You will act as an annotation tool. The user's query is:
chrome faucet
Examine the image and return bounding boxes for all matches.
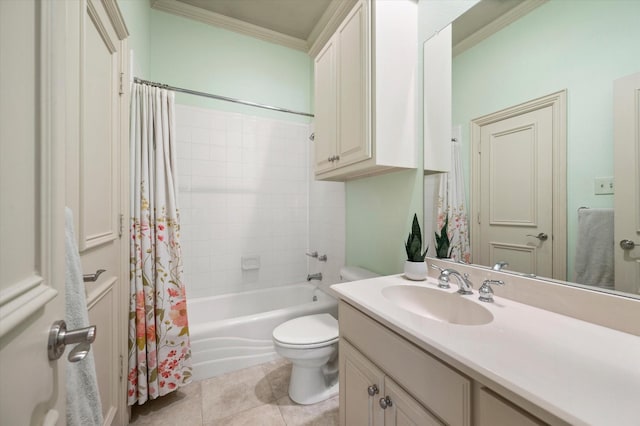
[440,268,474,295]
[492,261,509,271]
[307,272,322,282]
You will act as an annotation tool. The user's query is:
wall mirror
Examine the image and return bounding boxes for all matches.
[425,0,640,299]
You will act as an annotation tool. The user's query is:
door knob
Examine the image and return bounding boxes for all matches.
[620,239,636,250]
[379,396,393,409]
[526,232,548,241]
[367,384,379,396]
[48,320,97,362]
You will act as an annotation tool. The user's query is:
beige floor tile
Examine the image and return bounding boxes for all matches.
[129,381,203,425]
[277,395,339,426]
[204,403,286,426]
[201,364,275,423]
[261,358,292,400]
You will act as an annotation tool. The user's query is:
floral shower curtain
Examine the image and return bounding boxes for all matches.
[436,139,471,263]
[128,83,192,405]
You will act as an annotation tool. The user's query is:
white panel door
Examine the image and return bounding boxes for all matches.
[477,106,554,277]
[613,71,640,295]
[337,0,370,168]
[340,340,384,426]
[0,0,67,424]
[314,37,337,174]
[383,378,442,426]
[65,0,128,424]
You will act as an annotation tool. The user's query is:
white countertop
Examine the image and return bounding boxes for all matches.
[331,274,640,426]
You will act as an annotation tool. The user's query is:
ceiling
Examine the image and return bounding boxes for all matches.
[159,0,539,54]
[175,0,333,40]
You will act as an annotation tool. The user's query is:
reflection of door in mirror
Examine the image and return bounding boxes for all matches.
[471,92,567,280]
[614,71,640,295]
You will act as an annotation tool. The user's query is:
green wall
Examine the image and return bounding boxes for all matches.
[118,0,151,79]
[452,0,640,280]
[148,9,312,123]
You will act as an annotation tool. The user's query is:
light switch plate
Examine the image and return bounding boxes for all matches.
[594,176,614,195]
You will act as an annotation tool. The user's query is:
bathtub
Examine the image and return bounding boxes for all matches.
[188,283,338,382]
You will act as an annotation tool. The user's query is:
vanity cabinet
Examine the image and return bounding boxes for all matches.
[339,301,471,425]
[475,387,546,426]
[339,300,552,426]
[341,340,442,426]
[313,0,417,181]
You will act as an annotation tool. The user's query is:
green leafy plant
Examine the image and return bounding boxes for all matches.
[435,215,451,258]
[405,213,428,262]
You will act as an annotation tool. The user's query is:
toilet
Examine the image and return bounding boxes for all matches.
[272,266,379,405]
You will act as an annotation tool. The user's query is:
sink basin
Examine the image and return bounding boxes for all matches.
[381,285,493,325]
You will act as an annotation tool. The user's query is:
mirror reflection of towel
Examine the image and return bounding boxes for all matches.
[574,208,614,288]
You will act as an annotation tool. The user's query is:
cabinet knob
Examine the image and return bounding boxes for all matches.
[334,155,340,161]
[367,384,379,396]
[379,396,393,409]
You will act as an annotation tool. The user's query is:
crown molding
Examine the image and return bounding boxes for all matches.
[308,0,358,58]
[453,0,548,57]
[151,0,309,52]
[102,0,129,40]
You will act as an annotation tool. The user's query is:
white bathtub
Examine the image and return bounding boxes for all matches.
[188,283,338,381]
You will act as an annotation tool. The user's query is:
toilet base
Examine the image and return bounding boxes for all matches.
[288,363,339,405]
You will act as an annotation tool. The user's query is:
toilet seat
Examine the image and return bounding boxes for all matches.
[273,314,339,349]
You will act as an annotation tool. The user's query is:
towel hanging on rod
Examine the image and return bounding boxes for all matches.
[133,77,314,118]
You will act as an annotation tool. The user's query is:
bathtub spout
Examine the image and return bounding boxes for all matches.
[307,273,322,282]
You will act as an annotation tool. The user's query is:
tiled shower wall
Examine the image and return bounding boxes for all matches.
[175,104,345,299]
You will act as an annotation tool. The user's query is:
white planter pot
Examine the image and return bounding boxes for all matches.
[404,260,427,281]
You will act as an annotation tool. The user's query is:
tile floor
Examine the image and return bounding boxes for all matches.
[129,358,339,426]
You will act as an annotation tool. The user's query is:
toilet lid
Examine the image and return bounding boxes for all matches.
[273,314,338,346]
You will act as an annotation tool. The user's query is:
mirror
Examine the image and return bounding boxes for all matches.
[425,0,640,298]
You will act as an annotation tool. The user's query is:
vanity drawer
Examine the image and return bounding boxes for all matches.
[476,387,547,426]
[339,301,471,426]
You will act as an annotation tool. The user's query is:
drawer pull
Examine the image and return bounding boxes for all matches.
[368,384,379,396]
[379,396,393,409]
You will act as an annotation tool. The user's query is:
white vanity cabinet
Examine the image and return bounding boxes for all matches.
[313,0,417,181]
[341,340,442,426]
[339,301,471,425]
[339,301,554,426]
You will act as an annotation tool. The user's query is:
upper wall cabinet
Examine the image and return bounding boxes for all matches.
[313,0,417,181]
[423,24,452,173]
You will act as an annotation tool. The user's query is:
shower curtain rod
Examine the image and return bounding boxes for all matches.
[133,77,314,118]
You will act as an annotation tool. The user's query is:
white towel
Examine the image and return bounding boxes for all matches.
[65,207,103,426]
[574,208,615,288]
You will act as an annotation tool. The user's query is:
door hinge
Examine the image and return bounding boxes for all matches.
[119,72,124,95]
[119,354,124,382]
[477,212,481,224]
[119,213,124,237]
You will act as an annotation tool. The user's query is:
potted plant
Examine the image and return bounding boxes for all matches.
[435,214,452,259]
[404,213,428,280]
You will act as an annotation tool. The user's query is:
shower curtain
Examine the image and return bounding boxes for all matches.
[436,140,471,263]
[128,83,192,405]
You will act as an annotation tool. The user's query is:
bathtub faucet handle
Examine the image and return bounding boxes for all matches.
[306,251,318,258]
[307,272,322,282]
[318,254,327,262]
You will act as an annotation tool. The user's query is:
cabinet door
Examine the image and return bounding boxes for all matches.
[336,0,370,168]
[383,378,443,426]
[340,340,384,426]
[314,36,337,174]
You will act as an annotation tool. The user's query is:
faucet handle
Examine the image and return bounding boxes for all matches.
[479,279,505,303]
